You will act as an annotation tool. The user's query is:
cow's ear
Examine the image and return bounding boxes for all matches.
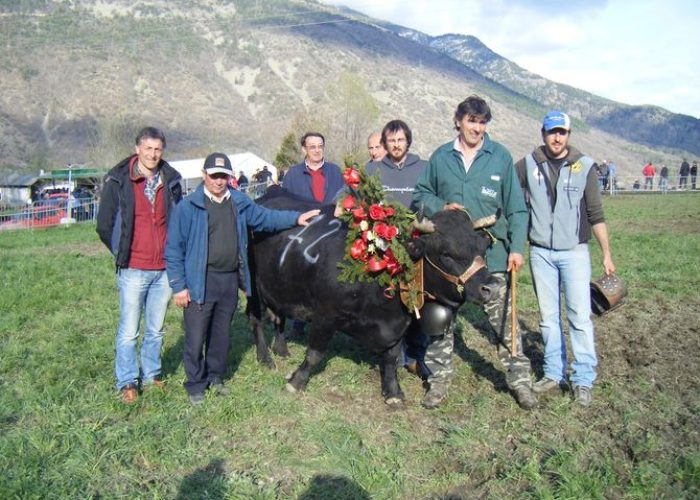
[405,237,426,260]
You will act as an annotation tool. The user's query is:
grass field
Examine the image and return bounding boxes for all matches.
[1,194,699,498]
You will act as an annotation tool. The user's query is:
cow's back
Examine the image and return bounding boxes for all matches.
[251,189,410,351]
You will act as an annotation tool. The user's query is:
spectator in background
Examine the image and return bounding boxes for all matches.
[659,165,670,193]
[165,153,319,405]
[367,131,386,163]
[679,159,690,190]
[237,171,249,190]
[277,168,286,185]
[691,161,698,190]
[642,161,656,190]
[260,166,273,184]
[96,126,183,404]
[607,160,617,193]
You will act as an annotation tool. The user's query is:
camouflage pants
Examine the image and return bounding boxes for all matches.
[483,272,533,390]
[424,272,533,390]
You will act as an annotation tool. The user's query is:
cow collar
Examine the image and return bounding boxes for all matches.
[424,254,486,295]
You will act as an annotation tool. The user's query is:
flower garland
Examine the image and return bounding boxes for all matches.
[336,164,416,305]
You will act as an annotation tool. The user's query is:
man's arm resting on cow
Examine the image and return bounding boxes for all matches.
[297,209,320,226]
[591,222,616,275]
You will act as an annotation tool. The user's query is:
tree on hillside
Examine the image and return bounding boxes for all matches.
[323,72,380,161]
[274,132,300,169]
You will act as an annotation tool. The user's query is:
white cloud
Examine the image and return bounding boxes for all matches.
[324,0,700,117]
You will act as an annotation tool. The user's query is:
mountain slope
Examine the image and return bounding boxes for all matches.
[0,0,692,179]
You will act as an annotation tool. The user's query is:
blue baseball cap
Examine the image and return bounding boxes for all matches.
[542,111,571,132]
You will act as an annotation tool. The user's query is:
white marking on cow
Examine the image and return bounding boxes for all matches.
[303,218,341,264]
[279,215,341,266]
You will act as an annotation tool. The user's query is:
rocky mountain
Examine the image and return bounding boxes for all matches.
[0,0,695,181]
[392,27,700,157]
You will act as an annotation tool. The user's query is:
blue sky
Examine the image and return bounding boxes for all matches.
[323,0,700,118]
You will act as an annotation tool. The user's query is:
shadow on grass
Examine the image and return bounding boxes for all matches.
[453,305,546,391]
[298,474,370,500]
[176,458,226,500]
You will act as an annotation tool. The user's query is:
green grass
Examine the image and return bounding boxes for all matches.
[1,194,699,498]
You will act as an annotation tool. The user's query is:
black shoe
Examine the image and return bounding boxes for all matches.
[189,392,205,406]
[209,377,229,396]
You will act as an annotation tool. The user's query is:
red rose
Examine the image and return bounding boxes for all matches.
[374,222,388,239]
[383,206,395,217]
[352,206,367,221]
[369,204,386,221]
[383,249,402,276]
[374,223,398,240]
[361,230,369,242]
[350,239,368,260]
[343,167,361,189]
[341,195,356,211]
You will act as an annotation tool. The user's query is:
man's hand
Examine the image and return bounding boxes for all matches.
[173,289,191,309]
[444,202,464,211]
[507,252,524,272]
[602,254,616,275]
[297,209,321,226]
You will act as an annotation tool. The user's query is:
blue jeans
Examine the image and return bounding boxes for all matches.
[115,268,171,390]
[530,244,597,388]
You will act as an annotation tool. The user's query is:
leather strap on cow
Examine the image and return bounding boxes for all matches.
[400,258,425,317]
[424,255,486,294]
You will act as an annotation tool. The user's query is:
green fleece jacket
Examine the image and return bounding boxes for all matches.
[413,134,528,272]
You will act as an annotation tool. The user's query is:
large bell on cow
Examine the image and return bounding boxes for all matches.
[590,273,627,316]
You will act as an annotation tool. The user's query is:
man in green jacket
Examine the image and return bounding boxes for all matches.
[413,95,536,410]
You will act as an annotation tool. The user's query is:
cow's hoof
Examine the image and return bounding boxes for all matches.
[257,354,275,369]
[272,344,290,358]
[285,383,298,393]
[384,396,403,407]
[285,371,294,382]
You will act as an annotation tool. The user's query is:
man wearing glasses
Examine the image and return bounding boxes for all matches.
[366,119,429,379]
[515,111,616,407]
[282,132,344,205]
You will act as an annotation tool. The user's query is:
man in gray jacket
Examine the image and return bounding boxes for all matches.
[515,110,616,407]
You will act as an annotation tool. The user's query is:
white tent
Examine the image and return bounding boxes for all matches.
[169,152,277,191]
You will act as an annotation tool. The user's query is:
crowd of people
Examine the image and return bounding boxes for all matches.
[637,159,698,192]
[96,96,618,411]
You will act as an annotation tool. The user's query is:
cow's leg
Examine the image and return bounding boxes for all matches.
[250,314,274,368]
[271,316,290,358]
[379,341,404,406]
[286,323,332,393]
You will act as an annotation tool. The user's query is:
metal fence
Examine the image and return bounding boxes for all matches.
[0,182,272,232]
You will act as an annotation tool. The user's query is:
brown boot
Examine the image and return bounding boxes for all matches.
[119,383,138,404]
[512,385,537,410]
[421,382,448,409]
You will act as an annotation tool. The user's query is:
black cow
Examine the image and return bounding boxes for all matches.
[247,187,497,405]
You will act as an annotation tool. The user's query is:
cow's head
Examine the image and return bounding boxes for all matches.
[406,210,498,307]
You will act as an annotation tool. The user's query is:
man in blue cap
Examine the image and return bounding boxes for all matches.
[515,111,616,407]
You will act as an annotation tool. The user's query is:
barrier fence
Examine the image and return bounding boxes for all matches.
[0,177,696,232]
[0,182,272,232]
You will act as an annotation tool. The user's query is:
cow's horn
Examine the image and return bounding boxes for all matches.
[472,214,497,229]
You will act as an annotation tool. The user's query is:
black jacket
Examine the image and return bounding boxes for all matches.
[96,155,182,268]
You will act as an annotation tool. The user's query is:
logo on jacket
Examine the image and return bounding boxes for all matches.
[481,186,497,198]
[570,160,582,173]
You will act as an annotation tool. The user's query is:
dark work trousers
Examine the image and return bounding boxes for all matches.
[183,270,239,395]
